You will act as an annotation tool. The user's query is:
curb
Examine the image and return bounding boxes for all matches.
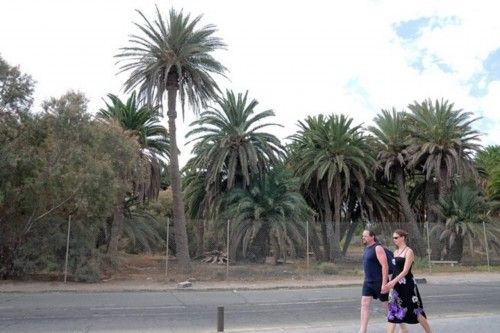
[0,279,431,294]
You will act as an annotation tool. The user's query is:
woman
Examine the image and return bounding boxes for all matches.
[382,229,432,333]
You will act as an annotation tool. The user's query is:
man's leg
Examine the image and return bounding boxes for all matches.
[359,296,372,333]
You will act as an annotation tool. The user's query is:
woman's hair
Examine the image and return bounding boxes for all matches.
[394,229,409,241]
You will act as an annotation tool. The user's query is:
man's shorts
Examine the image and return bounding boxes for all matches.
[362,281,388,302]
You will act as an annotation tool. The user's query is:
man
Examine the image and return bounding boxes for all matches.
[359,229,407,333]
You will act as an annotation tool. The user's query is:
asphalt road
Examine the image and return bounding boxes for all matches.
[1,282,499,332]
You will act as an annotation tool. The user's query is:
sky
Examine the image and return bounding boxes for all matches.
[1,0,500,166]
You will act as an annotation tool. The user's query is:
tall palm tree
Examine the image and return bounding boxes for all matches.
[219,167,314,263]
[116,7,227,270]
[290,114,374,261]
[406,99,481,202]
[97,92,169,254]
[185,90,284,257]
[406,99,481,259]
[369,108,425,256]
[186,90,285,190]
[342,171,400,255]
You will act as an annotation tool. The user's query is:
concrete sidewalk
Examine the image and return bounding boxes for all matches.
[1,272,499,293]
[226,313,500,332]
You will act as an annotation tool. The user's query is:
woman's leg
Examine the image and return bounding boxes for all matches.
[398,323,409,333]
[387,323,397,333]
[417,314,432,333]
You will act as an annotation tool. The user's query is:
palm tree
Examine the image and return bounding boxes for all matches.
[342,171,400,255]
[369,108,425,256]
[433,183,499,261]
[185,90,284,257]
[182,166,216,257]
[290,114,374,261]
[219,167,314,263]
[122,197,164,254]
[97,92,169,254]
[406,99,481,202]
[406,99,481,259]
[116,7,227,271]
[476,145,500,215]
[186,90,285,190]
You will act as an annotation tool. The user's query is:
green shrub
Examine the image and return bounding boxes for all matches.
[74,257,101,282]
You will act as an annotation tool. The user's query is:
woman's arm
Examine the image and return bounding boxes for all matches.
[382,248,414,291]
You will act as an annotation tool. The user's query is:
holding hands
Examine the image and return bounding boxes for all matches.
[382,280,395,293]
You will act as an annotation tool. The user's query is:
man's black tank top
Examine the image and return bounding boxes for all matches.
[363,243,382,282]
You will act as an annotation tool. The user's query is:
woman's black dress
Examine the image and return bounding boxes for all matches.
[387,256,427,324]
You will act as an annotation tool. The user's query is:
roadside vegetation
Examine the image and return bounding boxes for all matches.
[1,6,499,282]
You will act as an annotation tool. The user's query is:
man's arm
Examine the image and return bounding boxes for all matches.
[375,245,389,288]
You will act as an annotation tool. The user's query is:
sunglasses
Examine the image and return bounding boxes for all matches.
[393,236,400,239]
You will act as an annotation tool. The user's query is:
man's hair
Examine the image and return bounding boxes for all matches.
[365,229,378,242]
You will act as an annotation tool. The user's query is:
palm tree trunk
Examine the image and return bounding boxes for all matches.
[196,219,205,257]
[166,87,191,272]
[332,175,343,261]
[308,222,323,261]
[425,180,438,222]
[108,203,124,255]
[438,166,450,202]
[446,235,463,262]
[319,219,329,261]
[426,178,445,260]
[430,223,445,260]
[342,219,359,256]
[394,168,425,257]
[321,184,335,262]
[252,226,269,263]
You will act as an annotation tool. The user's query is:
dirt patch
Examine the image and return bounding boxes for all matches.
[106,253,365,284]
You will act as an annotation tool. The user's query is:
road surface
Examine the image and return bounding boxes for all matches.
[1,282,499,332]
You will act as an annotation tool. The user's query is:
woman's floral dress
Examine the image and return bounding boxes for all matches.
[387,256,427,324]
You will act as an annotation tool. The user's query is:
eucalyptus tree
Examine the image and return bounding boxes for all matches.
[116,7,227,270]
[98,92,169,254]
[1,91,139,279]
[219,167,314,263]
[290,114,374,261]
[369,108,425,255]
[0,55,35,113]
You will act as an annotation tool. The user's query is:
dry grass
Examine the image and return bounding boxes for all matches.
[112,251,364,283]
[111,246,500,284]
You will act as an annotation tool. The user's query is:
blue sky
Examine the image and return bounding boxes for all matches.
[1,0,499,165]
[389,11,500,142]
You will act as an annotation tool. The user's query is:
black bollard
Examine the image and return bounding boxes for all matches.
[217,305,224,332]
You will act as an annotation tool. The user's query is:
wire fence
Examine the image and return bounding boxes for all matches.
[173,219,500,279]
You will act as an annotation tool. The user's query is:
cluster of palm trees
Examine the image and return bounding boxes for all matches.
[106,7,498,271]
